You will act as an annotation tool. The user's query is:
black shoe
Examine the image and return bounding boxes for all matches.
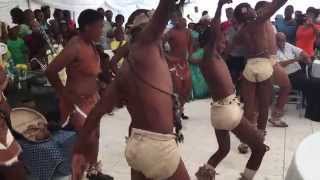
[87,172,114,180]
[182,113,189,120]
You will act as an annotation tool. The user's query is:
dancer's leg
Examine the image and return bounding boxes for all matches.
[232,118,268,179]
[207,129,231,168]
[241,78,257,124]
[270,64,291,127]
[256,78,273,131]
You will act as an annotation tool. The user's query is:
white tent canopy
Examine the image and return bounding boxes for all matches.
[0,0,319,25]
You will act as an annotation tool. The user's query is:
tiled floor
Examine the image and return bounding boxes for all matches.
[98,99,320,180]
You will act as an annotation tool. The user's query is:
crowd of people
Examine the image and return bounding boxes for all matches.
[0,0,319,180]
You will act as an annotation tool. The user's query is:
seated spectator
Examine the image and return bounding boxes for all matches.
[10,8,32,38]
[0,66,27,180]
[276,32,311,92]
[7,26,28,66]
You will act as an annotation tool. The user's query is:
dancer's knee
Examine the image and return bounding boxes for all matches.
[216,144,231,158]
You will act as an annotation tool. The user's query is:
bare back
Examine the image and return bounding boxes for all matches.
[200,55,235,100]
[237,0,288,58]
[239,22,273,58]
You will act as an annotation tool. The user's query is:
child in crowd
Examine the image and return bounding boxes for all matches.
[7,26,28,66]
[111,15,126,50]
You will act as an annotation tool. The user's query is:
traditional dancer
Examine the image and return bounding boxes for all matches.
[72,1,190,180]
[46,10,113,180]
[233,0,288,153]
[0,66,26,180]
[166,16,193,119]
[195,1,268,179]
[255,1,291,128]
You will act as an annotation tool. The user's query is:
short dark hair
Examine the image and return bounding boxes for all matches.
[78,9,104,32]
[10,7,25,24]
[34,9,42,15]
[115,14,125,23]
[234,3,251,23]
[97,8,104,12]
[202,11,208,16]
[53,9,63,19]
[63,10,71,19]
[306,7,317,15]
[285,5,294,10]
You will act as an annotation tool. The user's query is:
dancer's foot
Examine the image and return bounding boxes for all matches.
[238,143,249,154]
[87,172,114,180]
[182,113,189,120]
[87,162,114,180]
[268,118,288,127]
[195,164,216,180]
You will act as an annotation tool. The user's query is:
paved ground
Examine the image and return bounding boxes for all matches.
[98,99,320,180]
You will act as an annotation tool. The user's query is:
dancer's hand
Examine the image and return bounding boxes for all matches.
[218,0,232,6]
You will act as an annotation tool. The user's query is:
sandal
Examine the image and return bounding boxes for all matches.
[87,161,114,180]
[195,164,216,180]
[239,173,250,180]
[268,119,288,127]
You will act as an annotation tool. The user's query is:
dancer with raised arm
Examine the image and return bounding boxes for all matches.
[233,0,288,153]
[195,1,269,180]
[72,1,190,180]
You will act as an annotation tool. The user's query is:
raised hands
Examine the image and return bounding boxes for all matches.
[218,0,233,6]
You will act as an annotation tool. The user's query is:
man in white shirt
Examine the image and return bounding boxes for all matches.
[276,32,311,91]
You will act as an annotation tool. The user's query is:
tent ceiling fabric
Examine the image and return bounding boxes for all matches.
[31,0,161,19]
[31,0,105,11]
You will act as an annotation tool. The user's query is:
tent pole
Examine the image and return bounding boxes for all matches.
[26,0,31,9]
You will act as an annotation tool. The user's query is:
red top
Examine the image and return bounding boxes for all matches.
[221,20,233,32]
[296,24,320,57]
[67,20,76,31]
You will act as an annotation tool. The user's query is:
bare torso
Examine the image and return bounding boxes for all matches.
[167,28,190,59]
[200,54,235,101]
[239,22,273,58]
[117,41,175,134]
[64,37,101,99]
[266,20,277,55]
